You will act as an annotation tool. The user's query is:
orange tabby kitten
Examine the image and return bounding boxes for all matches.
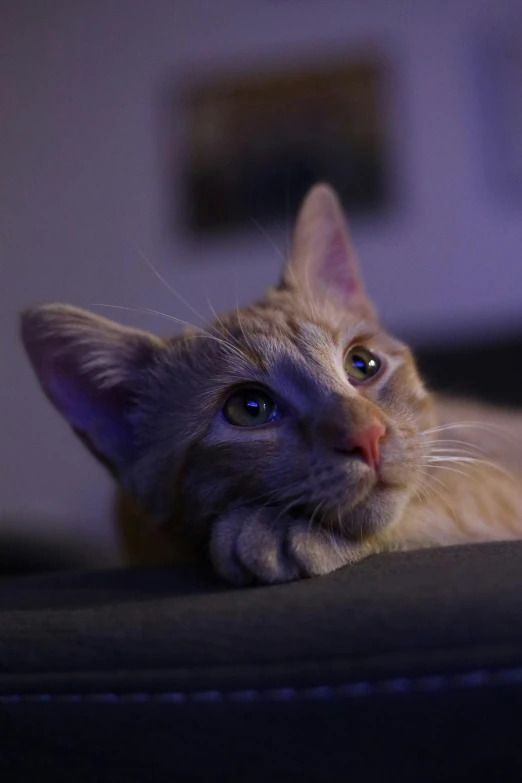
[21,184,522,584]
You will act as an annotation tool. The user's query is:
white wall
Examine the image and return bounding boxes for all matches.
[2,0,522,564]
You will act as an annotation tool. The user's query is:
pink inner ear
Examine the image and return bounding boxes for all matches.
[46,365,97,431]
[43,358,133,464]
[314,228,360,298]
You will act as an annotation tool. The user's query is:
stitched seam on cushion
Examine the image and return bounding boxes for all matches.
[1,666,522,704]
[3,639,520,679]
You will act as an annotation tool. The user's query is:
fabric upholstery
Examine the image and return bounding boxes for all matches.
[1,541,522,781]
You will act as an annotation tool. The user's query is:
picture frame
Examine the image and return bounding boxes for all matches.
[180,58,390,236]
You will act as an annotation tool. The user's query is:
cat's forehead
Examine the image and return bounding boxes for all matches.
[212,293,411,388]
[216,306,379,396]
[231,299,373,350]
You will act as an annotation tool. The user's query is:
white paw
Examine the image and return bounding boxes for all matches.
[210,507,362,585]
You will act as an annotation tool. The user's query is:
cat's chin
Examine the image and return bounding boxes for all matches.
[323,483,410,541]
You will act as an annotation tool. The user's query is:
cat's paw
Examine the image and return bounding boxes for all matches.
[210,507,363,585]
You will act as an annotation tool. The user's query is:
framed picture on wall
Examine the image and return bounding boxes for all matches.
[179,57,390,236]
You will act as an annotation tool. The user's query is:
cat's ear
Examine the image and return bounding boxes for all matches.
[283,183,373,313]
[20,304,164,474]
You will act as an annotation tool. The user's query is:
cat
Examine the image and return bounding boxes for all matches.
[21,183,522,584]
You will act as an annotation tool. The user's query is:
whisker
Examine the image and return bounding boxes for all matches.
[243,480,305,507]
[424,454,519,486]
[324,511,344,559]
[249,217,286,262]
[427,447,497,462]
[426,443,488,452]
[422,437,491,454]
[417,469,459,523]
[205,295,242,349]
[270,496,307,531]
[307,501,323,534]
[428,448,488,456]
[92,303,250,363]
[135,247,208,325]
[423,421,516,441]
[412,487,424,505]
[421,463,477,481]
[234,285,254,355]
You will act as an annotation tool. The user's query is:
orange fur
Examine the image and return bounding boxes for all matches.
[378,396,522,554]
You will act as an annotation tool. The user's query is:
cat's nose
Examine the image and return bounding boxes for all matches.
[336,423,386,469]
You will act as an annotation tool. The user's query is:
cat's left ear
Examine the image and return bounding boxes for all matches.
[282,183,374,315]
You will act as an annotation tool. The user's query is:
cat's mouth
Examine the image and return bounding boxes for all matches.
[298,458,411,537]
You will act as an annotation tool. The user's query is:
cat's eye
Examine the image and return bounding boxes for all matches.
[345,346,381,383]
[223,388,279,427]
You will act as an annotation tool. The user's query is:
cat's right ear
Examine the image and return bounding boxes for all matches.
[20,304,164,476]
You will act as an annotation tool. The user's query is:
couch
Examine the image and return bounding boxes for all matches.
[2,541,522,781]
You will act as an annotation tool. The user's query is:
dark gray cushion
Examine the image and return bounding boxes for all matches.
[2,541,522,782]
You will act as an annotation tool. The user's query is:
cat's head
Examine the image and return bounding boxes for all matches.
[21,184,434,547]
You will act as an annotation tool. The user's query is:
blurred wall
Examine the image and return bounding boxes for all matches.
[1,0,522,564]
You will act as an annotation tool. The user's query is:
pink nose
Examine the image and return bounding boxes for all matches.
[343,423,386,469]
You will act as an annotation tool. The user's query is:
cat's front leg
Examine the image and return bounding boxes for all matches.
[210,507,366,585]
